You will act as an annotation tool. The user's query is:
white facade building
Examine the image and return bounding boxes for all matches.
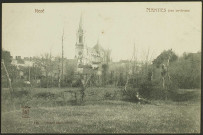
[75,14,111,71]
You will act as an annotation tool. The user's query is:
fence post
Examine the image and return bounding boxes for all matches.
[1,59,15,109]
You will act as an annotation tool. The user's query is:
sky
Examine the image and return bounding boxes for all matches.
[2,2,202,62]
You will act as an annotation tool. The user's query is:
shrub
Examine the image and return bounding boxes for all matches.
[34,92,56,99]
[72,78,82,87]
[12,80,25,88]
[103,92,116,100]
[169,90,200,102]
[13,88,31,98]
[169,52,201,89]
[138,79,178,100]
[121,87,139,102]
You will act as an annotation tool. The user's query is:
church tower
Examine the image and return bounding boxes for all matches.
[75,13,85,65]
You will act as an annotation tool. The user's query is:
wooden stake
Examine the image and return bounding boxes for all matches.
[1,59,15,109]
[1,60,14,93]
[61,28,64,82]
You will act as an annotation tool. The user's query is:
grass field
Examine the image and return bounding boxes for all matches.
[1,87,201,133]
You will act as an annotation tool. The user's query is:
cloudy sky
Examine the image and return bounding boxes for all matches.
[2,2,201,61]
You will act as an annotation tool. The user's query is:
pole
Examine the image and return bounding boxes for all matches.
[61,28,64,82]
[133,43,136,87]
[1,59,15,109]
[133,43,135,75]
[2,60,14,93]
[58,58,61,88]
[29,57,31,82]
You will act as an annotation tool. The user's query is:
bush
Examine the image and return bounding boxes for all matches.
[169,52,201,89]
[12,80,25,88]
[13,88,31,98]
[34,92,56,99]
[138,79,178,100]
[103,92,116,100]
[121,87,139,102]
[169,90,200,102]
[72,78,82,87]
[1,79,8,88]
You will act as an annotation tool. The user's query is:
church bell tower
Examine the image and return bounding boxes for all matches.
[75,13,85,65]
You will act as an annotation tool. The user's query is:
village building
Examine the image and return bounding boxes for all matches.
[75,14,111,74]
[11,56,34,79]
[11,56,34,68]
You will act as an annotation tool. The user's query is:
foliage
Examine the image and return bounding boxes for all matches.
[2,50,12,65]
[108,71,114,85]
[1,50,19,87]
[122,87,139,102]
[169,52,201,89]
[13,89,30,98]
[101,64,109,86]
[152,49,178,68]
[33,54,62,88]
[138,79,178,100]
[117,72,126,86]
[103,91,118,100]
[72,77,82,87]
[169,89,201,102]
[12,80,25,88]
[63,59,77,87]
[34,92,56,99]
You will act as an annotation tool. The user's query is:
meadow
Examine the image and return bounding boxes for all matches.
[1,87,201,133]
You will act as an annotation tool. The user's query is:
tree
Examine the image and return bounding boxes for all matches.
[63,59,77,87]
[101,64,109,86]
[34,53,54,88]
[152,49,178,88]
[1,50,18,87]
[80,73,93,103]
[170,52,201,89]
[152,49,178,68]
[2,50,12,65]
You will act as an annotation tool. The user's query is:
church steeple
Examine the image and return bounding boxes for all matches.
[75,12,85,60]
[76,12,84,44]
[94,37,104,52]
[79,13,83,31]
[97,38,100,45]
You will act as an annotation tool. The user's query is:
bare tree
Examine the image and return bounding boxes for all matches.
[124,43,137,92]
[34,53,53,88]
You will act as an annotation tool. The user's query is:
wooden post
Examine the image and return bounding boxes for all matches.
[132,44,136,84]
[58,69,61,88]
[166,50,172,81]
[2,60,14,93]
[58,57,61,88]
[28,58,31,82]
[162,76,165,89]
[1,59,15,109]
[61,28,64,82]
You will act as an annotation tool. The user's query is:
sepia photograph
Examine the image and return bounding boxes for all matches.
[1,2,202,133]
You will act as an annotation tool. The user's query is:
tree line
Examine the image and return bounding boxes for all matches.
[1,49,201,91]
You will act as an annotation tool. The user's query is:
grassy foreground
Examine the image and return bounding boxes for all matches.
[1,87,201,133]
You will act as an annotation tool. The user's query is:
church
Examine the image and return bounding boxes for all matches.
[75,14,111,73]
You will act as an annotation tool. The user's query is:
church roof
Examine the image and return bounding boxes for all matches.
[93,39,105,52]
